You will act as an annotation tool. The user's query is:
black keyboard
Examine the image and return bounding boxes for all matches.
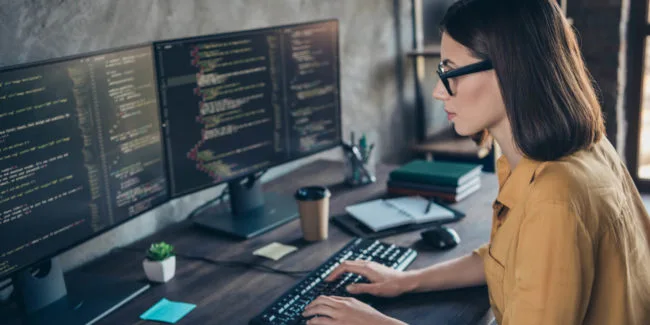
[249,238,418,325]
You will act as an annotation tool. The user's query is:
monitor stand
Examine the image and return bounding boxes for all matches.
[192,174,299,239]
[13,257,149,325]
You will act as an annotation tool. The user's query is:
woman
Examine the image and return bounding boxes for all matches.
[302,0,650,324]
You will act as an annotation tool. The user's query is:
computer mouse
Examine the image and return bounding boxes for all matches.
[420,226,460,250]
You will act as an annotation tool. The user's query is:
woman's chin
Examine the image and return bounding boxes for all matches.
[452,123,476,137]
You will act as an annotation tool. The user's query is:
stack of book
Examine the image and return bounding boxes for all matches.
[387,160,482,203]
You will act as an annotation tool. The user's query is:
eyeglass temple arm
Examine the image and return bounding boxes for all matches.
[443,60,493,78]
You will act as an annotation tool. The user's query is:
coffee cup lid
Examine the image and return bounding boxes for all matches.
[294,186,331,201]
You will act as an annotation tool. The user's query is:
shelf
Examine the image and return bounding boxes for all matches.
[412,129,490,161]
[406,45,441,58]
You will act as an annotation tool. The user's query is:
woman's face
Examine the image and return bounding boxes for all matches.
[433,33,507,136]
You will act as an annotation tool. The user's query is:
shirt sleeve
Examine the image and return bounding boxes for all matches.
[473,243,489,259]
[502,199,594,325]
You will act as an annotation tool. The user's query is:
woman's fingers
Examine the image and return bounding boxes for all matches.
[306,315,336,325]
[346,282,381,295]
[302,303,338,317]
[325,260,376,282]
[303,296,343,323]
[304,296,338,314]
[303,297,373,325]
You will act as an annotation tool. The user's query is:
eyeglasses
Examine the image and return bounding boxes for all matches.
[437,59,494,96]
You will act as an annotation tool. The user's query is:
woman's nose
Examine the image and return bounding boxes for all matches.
[433,80,450,101]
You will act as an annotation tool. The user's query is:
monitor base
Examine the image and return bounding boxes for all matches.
[15,261,149,325]
[193,192,299,239]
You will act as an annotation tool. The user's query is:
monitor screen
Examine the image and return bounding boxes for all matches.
[0,45,168,279]
[155,20,341,197]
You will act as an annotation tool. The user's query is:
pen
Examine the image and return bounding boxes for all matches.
[425,199,433,214]
[364,144,375,163]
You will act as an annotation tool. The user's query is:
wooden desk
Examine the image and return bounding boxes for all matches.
[2,159,498,325]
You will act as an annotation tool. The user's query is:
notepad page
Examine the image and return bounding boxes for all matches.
[345,199,412,232]
[385,196,454,223]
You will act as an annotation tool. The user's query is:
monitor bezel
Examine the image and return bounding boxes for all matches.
[0,43,170,280]
[153,19,343,198]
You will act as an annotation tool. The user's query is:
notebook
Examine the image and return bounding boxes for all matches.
[387,180,482,203]
[345,196,455,232]
[389,160,482,186]
[387,176,481,194]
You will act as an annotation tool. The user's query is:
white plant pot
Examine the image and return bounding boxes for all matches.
[143,256,176,283]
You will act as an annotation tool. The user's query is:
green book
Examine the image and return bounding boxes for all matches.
[389,160,483,186]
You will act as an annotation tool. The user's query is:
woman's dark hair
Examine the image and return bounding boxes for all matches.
[440,0,605,161]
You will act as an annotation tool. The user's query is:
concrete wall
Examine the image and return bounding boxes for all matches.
[567,0,626,156]
[0,0,415,271]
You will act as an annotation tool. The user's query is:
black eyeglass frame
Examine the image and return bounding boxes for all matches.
[437,59,494,96]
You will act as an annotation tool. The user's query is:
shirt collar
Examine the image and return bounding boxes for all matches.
[495,154,544,209]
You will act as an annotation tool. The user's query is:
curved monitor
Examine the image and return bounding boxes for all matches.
[154,19,342,197]
[0,45,169,280]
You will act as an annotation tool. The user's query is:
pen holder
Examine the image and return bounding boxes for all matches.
[344,150,376,187]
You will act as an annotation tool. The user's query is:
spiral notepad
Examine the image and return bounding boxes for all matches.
[345,196,455,232]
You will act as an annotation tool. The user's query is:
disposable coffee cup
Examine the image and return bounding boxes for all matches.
[294,186,331,241]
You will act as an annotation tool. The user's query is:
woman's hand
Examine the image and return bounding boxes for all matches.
[302,295,406,325]
[325,260,417,297]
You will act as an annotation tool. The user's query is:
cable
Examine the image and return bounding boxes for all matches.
[174,252,311,277]
[188,185,230,220]
[188,169,268,219]
[115,245,312,278]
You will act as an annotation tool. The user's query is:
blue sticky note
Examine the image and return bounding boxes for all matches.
[140,298,196,324]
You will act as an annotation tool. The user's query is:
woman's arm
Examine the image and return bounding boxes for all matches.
[400,251,486,293]
[329,248,487,297]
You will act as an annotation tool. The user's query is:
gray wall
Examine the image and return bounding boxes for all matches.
[0,0,415,271]
[566,0,625,156]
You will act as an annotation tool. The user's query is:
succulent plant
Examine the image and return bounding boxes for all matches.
[146,242,175,261]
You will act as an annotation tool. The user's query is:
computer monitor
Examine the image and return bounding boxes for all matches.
[154,20,342,238]
[0,45,168,324]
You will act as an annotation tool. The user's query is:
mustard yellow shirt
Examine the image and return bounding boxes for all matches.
[475,138,650,325]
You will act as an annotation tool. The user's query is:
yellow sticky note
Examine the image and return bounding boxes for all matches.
[253,242,298,261]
